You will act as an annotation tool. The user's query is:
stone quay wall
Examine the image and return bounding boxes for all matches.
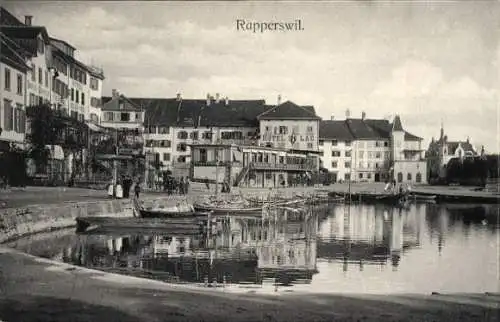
[0,199,133,244]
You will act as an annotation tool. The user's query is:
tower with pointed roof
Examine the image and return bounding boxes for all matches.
[391,115,405,162]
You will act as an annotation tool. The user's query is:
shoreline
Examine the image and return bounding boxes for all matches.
[0,186,498,321]
[0,246,498,322]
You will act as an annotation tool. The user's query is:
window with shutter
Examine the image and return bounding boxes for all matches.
[3,99,11,131]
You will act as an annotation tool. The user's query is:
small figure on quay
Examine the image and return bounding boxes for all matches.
[184,176,190,194]
[134,180,141,199]
[179,177,185,195]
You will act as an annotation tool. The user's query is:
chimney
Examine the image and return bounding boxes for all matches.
[206,93,211,106]
[362,111,366,120]
[176,93,182,101]
[215,93,220,103]
[112,89,119,98]
[330,115,334,121]
[24,15,33,26]
[277,94,282,105]
[345,109,351,119]
[225,96,229,105]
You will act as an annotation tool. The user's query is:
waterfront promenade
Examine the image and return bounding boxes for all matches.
[1,182,498,209]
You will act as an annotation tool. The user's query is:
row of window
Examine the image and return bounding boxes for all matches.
[331,161,351,168]
[70,66,87,85]
[146,140,171,148]
[154,152,186,163]
[319,140,389,148]
[102,111,142,122]
[264,125,314,135]
[2,99,26,133]
[144,126,170,134]
[358,151,391,159]
[4,68,23,95]
[319,140,351,146]
[70,88,85,105]
[5,66,96,105]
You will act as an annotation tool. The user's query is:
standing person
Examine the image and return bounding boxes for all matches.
[184,176,190,195]
[205,176,210,190]
[179,177,185,195]
[134,180,141,199]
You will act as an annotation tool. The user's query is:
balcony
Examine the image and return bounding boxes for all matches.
[192,161,234,167]
[250,162,315,171]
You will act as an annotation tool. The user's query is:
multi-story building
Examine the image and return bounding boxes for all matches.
[426,125,478,180]
[190,99,322,188]
[0,31,29,150]
[49,37,105,121]
[105,93,266,184]
[1,8,105,123]
[319,112,426,184]
[318,119,354,182]
[258,100,320,152]
[97,90,145,178]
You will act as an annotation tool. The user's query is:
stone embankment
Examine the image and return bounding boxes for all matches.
[0,198,132,243]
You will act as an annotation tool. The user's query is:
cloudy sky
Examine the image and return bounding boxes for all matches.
[5,1,499,152]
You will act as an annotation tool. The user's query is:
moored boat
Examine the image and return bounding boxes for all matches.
[411,194,437,201]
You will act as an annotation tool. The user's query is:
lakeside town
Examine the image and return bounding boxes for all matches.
[0,7,498,195]
[0,4,499,322]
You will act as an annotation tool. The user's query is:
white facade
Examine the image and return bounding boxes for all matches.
[259,119,319,151]
[319,139,353,182]
[145,125,257,169]
[26,34,52,108]
[352,139,392,182]
[0,62,27,145]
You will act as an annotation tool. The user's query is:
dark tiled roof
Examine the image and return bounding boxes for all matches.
[404,132,422,141]
[103,97,268,127]
[346,119,383,139]
[447,141,475,154]
[320,118,423,141]
[102,95,142,112]
[257,101,320,120]
[392,115,404,131]
[319,120,354,141]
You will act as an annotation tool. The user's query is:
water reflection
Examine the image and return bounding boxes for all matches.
[22,203,499,294]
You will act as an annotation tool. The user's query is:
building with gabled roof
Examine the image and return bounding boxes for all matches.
[258,100,321,154]
[319,111,426,184]
[0,31,30,149]
[426,124,478,181]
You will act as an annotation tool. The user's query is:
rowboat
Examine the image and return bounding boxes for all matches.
[75,216,205,233]
[411,194,437,202]
[133,198,209,218]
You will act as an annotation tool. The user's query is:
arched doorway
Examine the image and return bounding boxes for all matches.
[397,172,403,182]
[374,173,380,182]
[416,172,422,183]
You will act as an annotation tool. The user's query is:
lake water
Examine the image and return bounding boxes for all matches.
[7,203,499,295]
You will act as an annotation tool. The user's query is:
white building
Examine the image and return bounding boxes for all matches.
[0,32,30,148]
[49,37,105,122]
[319,112,426,184]
[124,94,264,179]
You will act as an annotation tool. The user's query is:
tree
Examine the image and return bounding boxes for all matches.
[26,104,64,173]
[26,104,88,177]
